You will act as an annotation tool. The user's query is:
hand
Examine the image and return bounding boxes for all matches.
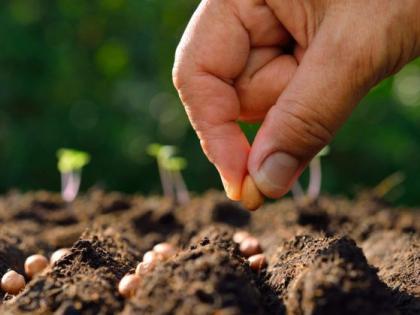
[173,0,420,200]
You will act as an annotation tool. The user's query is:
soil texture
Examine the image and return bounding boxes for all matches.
[0,189,418,314]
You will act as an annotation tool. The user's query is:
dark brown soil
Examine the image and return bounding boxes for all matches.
[0,189,418,315]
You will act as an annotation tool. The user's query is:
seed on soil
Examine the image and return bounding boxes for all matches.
[143,250,161,264]
[50,248,71,265]
[233,231,250,244]
[135,261,154,275]
[153,242,175,260]
[240,175,264,211]
[24,254,49,278]
[248,254,267,271]
[1,270,26,295]
[239,236,262,257]
[118,274,141,298]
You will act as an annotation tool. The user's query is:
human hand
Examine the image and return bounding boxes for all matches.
[173,0,420,200]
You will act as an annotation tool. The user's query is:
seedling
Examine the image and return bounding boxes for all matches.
[292,146,330,202]
[57,148,90,202]
[147,143,189,205]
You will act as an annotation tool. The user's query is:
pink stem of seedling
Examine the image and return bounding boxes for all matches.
[291,181,305,202]
[61,171,81,202]
[157,161,174,200]
[172,171,190,205]
[307,158,321,200]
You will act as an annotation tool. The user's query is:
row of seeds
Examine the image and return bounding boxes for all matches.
[118,231,267,298]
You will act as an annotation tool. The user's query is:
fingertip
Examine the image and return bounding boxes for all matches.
[220,174,241,201]
[201,123,250,202]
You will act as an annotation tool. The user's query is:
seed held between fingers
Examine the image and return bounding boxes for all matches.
[240,175,264,211]
[239,236,262,257]
[153,243,175,260]
[1,270,26,295]
[24,254,49,278]
[118,274,141,298]
[248,254,267,271]
[50,248,71,266]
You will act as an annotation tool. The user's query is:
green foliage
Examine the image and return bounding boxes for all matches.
[163,157,187,172]
[57,148,90,173]
[147,143,163,158]
[0,0,419,205]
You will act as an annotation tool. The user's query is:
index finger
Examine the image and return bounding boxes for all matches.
[172,0,287,200]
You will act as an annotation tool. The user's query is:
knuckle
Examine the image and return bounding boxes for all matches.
[234,77,249,95]
[234,78,252,105]
[172,44,192,92]
[272,100,334,158]
[172,62,186,91]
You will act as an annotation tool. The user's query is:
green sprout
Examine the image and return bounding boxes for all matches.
[162,157,187,172]
[57,148,90,202]
[147,143,189,205]
[292,146,330,202]
[57,149,90,173]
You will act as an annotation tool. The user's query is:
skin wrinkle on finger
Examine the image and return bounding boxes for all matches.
[235,52,297,121]
[269,102,334,156]
[177,74,240,127]
[265,0,322,49]
[237,47,283,80]
[231,0,290,46]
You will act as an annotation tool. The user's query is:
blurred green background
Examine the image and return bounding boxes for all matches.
[1,0,420,205]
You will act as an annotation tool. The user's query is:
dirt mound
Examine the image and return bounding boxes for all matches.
[0,190,418,314]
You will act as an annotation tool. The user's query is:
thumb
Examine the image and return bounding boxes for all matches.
[248,28,376,198]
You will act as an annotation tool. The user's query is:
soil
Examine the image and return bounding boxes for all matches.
[0,189,418,315]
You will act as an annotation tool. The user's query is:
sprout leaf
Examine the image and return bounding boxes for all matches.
[147,143,162,157]
[57,148,90,173]
[147,143,177,161]
[163,157,187,171]
[317,146,330,158]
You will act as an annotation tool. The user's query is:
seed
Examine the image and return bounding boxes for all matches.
[1,270,26,295]
[153,243,175,260]
[240,175,264,211]
[24,254,49,278]
[135,261,154,275]
[233,231,250,244]
[50,248,71,265]
[239,236,262,257]
[143,250,160,264]
[118,274,141,298]
[248,254,267,271]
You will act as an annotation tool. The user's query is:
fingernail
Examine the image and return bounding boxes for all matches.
[254,152,299,198]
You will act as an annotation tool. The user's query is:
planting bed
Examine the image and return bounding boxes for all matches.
[0,189,418,314]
